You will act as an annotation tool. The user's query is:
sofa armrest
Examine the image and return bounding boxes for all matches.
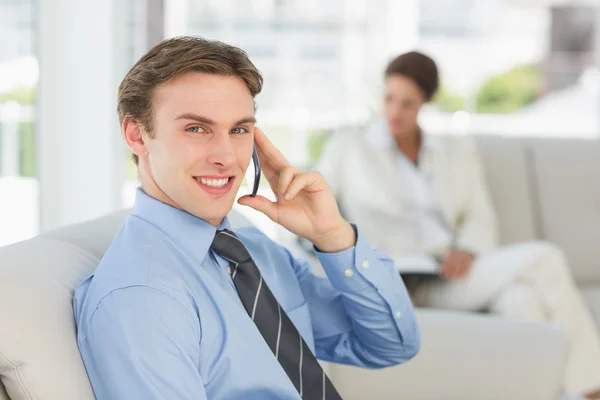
[325,309,568,400]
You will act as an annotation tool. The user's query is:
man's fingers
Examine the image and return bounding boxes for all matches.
[283,171,319,201]
[254,127,289,170]
[237,195,280,223]
[277,166,301,200]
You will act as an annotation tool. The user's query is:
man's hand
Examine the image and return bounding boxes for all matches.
[237,128,355,253]
[440,250,474,280]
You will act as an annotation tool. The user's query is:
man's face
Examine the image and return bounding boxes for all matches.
[138,72,255,225]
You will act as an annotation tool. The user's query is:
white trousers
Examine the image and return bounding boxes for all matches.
[413,241,600,395]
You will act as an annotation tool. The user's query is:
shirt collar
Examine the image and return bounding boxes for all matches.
[131,188,232,266]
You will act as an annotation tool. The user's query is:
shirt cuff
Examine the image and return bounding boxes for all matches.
[314,225,380,292]
[315,225,417,337]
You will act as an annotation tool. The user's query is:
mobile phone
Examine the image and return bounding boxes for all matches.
[249,143,261,197]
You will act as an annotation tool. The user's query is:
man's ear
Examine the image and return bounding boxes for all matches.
[122,117,148,160]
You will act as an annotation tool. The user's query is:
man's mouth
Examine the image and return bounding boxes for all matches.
[194,175,235,196]
[194,176,234,190]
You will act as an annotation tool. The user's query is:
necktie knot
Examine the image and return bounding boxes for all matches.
[211,229,252,264]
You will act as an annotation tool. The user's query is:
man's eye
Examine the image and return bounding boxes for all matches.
[187,126,205,133]
[231,127,248,134]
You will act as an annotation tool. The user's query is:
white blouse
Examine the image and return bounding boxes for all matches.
[365,122,453,261]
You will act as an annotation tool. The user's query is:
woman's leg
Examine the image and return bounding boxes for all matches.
[499,242,600,396]
[414,241,600,396]
[487,282,547,320]
[414,241,549,311]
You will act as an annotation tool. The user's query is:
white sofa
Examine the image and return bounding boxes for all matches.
[1,135,598,400]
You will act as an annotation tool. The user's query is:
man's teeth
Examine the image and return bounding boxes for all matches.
[199,177,229,188]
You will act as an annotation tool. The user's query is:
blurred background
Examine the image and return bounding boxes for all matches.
[0,0,599,246]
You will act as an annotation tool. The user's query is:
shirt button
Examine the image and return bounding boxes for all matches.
[226,266,232,275]
[361,260,369,269]
[344,269,354,277]
[395,311,402,319]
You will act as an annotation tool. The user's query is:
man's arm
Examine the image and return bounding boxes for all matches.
[78,286,206,400]
[287,226,420,369]
[238,128,419,368]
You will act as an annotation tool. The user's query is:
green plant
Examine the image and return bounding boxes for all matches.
[0,87,36,105]
[475,64,542,114]
[307,129,332,164]
[18,121,36,177]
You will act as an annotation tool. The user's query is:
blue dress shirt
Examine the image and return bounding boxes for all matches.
[73,189,419,400]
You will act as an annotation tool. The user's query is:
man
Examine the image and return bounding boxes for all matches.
[73,37,419,400]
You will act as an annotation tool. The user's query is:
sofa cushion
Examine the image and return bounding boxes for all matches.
[474,136,539,245]
[530,138,600,284]
[326,309,567,400]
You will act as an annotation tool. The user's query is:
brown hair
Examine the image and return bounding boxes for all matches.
[384,51,439,101]
[118,36,264,164]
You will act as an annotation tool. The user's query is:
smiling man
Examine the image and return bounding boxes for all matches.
[72,37,419,400]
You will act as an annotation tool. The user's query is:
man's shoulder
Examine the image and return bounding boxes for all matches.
[73,217,192,329]
[92,215,177,285]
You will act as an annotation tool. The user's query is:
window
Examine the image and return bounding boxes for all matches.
[0,0,37,246]
[156,0,600,234]
[419,2,599,137]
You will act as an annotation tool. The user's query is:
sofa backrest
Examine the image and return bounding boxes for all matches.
[528,138,600,285]
[475,136,540,245]
[475,135,600,285]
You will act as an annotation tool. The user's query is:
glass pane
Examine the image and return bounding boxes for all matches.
[0,0,38,246]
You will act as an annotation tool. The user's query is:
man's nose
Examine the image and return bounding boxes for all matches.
[206,134,236,168]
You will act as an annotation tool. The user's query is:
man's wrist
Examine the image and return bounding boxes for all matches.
[311,221,356,253]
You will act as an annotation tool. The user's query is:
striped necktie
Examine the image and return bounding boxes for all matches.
[211,229,343,400]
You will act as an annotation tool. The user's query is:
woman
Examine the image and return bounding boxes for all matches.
[316,51,600,398]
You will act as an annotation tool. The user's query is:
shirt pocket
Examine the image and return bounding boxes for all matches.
[283,301,315,352]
